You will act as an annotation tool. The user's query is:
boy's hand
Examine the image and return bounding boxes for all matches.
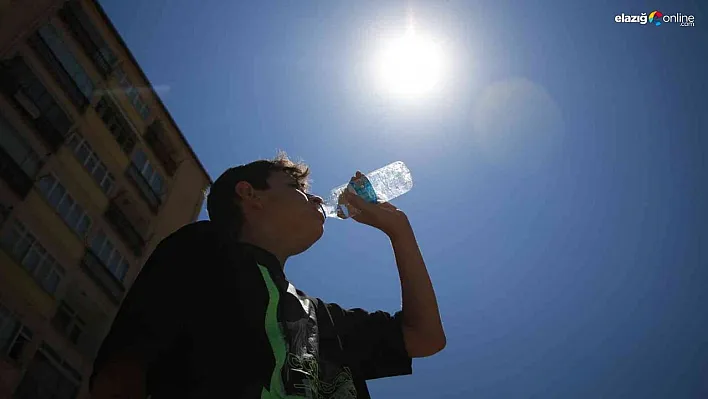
[343,171,412,239]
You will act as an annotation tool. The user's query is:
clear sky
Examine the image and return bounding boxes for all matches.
[99,0,707,397]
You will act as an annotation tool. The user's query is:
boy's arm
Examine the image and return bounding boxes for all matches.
[343,189,446,357]
[389,222,446,357]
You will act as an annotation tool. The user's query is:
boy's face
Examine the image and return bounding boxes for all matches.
[256,171,325,254]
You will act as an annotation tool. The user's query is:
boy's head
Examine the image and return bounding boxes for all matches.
[206,152,325,256]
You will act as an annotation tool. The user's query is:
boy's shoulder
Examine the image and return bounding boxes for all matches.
[156,221,222,254]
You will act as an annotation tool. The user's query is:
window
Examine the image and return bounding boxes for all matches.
[0,306,34,362]
[90,230,130,282]
[7,326,33,361]
[1,305,29,360]
[1,221,64,294]
[95,97,137,154]
[132,149,165,197]
[0,305,18,355]
[0,112,41,178]
[66,132,115,196]
[32,21,94,108]
[52,302,85,345]
[37,174,92,237]
[115,67,150,120]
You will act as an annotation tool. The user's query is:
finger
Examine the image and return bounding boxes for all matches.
[344,191,369,209]
[377,202,398,210]
[343,190,357,203]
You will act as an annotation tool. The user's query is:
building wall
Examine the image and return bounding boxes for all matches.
[0,1,211,398]
[0,0,66,58]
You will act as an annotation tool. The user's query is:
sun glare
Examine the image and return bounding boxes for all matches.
[376,26,444,98]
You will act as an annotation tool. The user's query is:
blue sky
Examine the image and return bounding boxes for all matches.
[100,0,707,397]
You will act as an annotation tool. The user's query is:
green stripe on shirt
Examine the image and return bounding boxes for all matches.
[257,264,307,399]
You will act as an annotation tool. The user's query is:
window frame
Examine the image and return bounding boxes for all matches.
[0,304,34,363]
[131,148,166,198]
[90,230,130,282]
[52,302,86,345]
[115,67,151,121]
[36,173,93,238]
[1,220,66,295]
[65,131,115,196]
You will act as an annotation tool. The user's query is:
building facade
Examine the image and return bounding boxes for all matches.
[0,0,212,397]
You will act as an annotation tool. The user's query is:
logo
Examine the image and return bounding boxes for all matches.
[614,10,695,27]
[648,10,663,26]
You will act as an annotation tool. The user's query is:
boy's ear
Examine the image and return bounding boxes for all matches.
[235,181,263,209]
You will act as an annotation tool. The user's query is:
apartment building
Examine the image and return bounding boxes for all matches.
[0,0,212,397]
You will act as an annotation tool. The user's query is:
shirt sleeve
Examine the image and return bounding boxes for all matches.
[90,233,194,388]
[324,302,413,381]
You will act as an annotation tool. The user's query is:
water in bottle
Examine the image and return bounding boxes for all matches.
[321,161,413,220]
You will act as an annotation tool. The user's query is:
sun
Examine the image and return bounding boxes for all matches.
[376,26,444,98]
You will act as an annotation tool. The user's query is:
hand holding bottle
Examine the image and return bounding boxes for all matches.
[341,172,411,238]
[323,161,414,220]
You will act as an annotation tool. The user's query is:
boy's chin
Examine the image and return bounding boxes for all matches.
[292,230,323,256]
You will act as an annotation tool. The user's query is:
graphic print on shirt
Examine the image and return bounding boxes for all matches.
[257,265,357,399]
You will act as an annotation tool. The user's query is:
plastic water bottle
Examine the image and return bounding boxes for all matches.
[322,161,413,220]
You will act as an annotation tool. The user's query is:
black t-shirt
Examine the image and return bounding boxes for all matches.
[90,221,412,398]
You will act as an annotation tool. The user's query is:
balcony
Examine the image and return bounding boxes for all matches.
[95,97,137,155]
[58,1,116,77]
[126,163,161,213]
[81,249,125,305]
[105,199,146,256]
[0,146,34,199]
[145,121,178,176]
[0,57,72,152]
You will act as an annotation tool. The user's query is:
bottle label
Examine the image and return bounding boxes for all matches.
[348,175,378,204]
[334,174,378,219]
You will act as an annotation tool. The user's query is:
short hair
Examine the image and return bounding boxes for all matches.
[206,152,310,238]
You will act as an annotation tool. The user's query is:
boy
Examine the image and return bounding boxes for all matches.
[90,153,445,398]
